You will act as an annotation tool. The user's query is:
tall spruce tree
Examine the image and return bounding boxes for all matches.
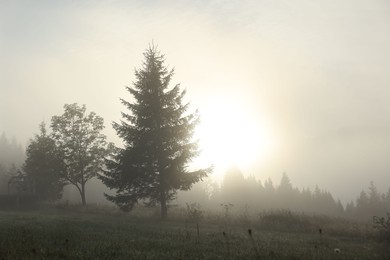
[100,46,211,218]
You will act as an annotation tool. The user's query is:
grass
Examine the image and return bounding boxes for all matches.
[0,206,389,259]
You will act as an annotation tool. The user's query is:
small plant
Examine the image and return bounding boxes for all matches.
[248,229,259,257]
[222,231,230,256]
[185,203,204,223]
[183,203,203,243]
[238,204,251,226]
[373,212,390,242]
[318,227,323,242]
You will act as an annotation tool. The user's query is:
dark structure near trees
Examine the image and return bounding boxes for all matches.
[100,46,211,218]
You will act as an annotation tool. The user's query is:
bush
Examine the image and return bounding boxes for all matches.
[258,210,312,232]
[373,212,390,242]
[185,203,203,223]
[256,209,368,237]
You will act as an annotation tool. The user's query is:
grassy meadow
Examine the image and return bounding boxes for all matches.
[0,205,389,259]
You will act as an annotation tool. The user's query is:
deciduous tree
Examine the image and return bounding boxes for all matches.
[51,103,111,206]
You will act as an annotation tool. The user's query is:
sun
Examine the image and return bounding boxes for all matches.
[194,97,275,181]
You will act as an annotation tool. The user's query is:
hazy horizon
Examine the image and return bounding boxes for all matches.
[1,0,390,204]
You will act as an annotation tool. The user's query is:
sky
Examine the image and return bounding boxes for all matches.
[1,0,390,203]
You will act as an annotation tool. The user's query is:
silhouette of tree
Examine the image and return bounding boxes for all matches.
[277,172,294,208]
[385,188,390,212]
[278,172,292,192]
[0,133,25,169]
[356,190,370,219]
[23,122,66,201]
[264,177,275,194]
[100,46,211,218]
[343,182,390,220]
[0,134,26,194]
[7,164,19,176]
[262,177,273,206]
[245,174,262,207]
[0,163,7,193]
[335,199,345,216]
[176,177,214,208]
[221,166,247,205]
[51,103,112,206]
[368,181,382,209]
[345,200,356,218]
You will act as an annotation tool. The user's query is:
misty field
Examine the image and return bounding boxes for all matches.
[0,206,389,259]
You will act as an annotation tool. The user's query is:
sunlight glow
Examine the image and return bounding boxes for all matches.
[195,94,276,181]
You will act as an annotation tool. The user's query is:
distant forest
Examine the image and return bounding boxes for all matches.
[178,167,390,222]
[0,47,389,222]
[0,132,25,169]
[0,132,388,222]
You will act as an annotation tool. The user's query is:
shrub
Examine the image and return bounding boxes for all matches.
[373,212,390,242]
[185,203,203,223]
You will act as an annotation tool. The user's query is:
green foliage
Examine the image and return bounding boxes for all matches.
[100,45,211,217]
[23,122,66,201]
[51,103,112,205]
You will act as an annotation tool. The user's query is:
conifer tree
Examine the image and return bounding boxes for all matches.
[24,122,66,201]
[0,133,25,169]
[100,46,211,218]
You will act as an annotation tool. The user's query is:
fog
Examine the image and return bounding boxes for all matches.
[1,0,390,204]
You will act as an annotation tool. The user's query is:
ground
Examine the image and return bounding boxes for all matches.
[0,205,388,259]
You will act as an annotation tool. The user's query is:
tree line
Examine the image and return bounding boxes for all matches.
[178,167,390,221]
[0,45,389,221]
[0,46,209,218]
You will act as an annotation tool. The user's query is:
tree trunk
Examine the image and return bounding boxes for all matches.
[73,182,87,206]
[81,182,86,206]
[160,191,167,219]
